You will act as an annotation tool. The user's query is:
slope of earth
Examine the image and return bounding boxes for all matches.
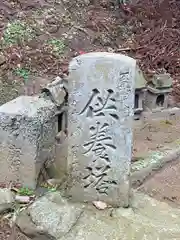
[0,0,179,105]
[0,0,133,105]
[138,159,180,208]
[133,118,180,160]
[0,219,29,240]
[126,0,180,102]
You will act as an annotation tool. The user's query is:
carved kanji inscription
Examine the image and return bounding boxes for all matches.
[79,88,119,195]
[79,88,119,120]
[83,121,116,155]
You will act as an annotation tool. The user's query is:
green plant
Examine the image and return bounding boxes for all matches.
[47,38,66,55]
[1,20,35,46]
[14,68,30,82]
[17,187,34,196]
[40,182,57,192]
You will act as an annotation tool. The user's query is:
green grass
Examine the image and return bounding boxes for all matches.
[17,187,34,196]
[47,38,66,55]
[1,20,35,46]
[14,68,30,82]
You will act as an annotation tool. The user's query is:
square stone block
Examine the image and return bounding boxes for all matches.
[0,96,57,189]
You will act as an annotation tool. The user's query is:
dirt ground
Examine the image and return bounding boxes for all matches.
[0,219,28,240]
[1,0,178,105]
[0,0,131,105]
[138,159,180,208]
[133,118,180,160]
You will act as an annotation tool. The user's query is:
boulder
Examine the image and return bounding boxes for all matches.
[16,190,180,240]
[16,191,84,239]
[16,210,55,240]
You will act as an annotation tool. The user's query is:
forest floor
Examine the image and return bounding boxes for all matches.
[0,0,179,104]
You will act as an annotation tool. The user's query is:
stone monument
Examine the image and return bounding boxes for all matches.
[66,52,136,207]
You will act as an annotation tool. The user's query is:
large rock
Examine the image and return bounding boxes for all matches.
[16,210,55,240]
[16,191,180,240]
[0,188,15,213]
[17,192,84,239]
[0,96,58,189]
[61,191,180,240]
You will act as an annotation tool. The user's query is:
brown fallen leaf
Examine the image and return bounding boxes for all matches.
[92,201,108,210]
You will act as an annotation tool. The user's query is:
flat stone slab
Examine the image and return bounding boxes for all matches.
[66,52,136,206]
[147,85,172,94]
[62,192,180,240]
[17,191,180,240]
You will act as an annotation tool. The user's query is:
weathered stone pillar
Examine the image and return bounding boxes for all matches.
[66,52,136,207]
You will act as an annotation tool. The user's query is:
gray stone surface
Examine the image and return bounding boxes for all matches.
[25,192,84,239]
[147,85,172,94]
[135,66,146,89]
[61,191,180,240]
[41,77,66,107]
[16,210,55,240]
[0,96,58,189]
[18,191,180,240]
[66,52,136,206]
[54,135,68,178]
[0,188,15,213]
[134,89,146,115]
[142,107,180,121]
[131,138,180,187]
[151,73,172,89]
[145,89,169,110]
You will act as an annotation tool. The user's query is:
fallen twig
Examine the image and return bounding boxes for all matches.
[116,46,143,52]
